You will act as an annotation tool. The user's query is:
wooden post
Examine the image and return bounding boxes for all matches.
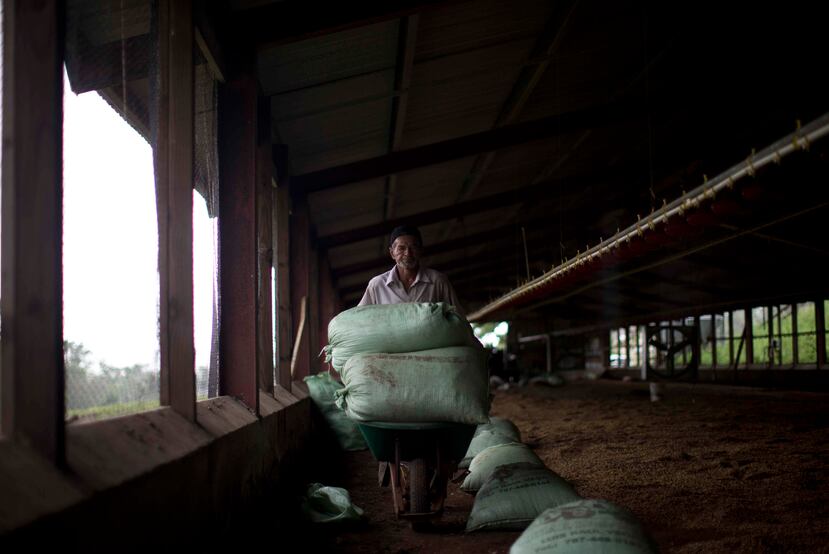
[0,0,65,463]
[318,254,339,368]
[157,0,196,421]
[273,147,293,389]
[744,308,754,367]
[290,192,311,379]
[710,314,717,368]
[218,70,259,412]
[728,310,734,367]
[256,95,274,394]
[791,304,799,365]
[308,241,320,374]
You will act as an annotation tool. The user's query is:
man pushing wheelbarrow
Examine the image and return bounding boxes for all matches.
[325,226,489,530]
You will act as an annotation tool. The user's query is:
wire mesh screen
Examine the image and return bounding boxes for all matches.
[63,0,160,422]
[194,45,220,400]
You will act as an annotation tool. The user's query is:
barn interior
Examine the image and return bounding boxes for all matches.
[1,0,828,551]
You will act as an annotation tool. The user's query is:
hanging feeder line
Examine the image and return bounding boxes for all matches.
[468,112,829,322]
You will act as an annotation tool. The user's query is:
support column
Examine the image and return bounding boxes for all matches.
[157,0,196,420]
[273,145,293,390]
[0,0,65,463]
[218,70,259,412]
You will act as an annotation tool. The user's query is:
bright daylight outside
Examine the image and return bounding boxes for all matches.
[62,70,214,421]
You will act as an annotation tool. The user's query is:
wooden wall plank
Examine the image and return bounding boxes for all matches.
[256,95,275,393]
[0,0,65,463]
[218,72,259,412]
[157,0,196,420]
[274,172,293,390]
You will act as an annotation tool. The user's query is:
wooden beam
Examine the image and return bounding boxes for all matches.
[293,100,644,193]
[452,0,580,203]
[256,95,275,393]
[382,14,419,222]
[333,224,511,279]
[218,71,259,412]
[157,0,196,420]
[0,0,65,462]
[194,0,228,82]
[230,0,448,50]
[319,167,630,248]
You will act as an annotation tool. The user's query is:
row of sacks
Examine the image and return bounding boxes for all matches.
[324,303,491,425]
[459,417,658,553]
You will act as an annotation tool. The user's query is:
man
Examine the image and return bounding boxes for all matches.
[359,225,464,489]
[358,225,464,315]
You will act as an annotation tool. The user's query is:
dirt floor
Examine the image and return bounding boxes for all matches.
[291,380,829,553]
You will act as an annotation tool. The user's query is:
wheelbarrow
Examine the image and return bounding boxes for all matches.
[357,421,476,530]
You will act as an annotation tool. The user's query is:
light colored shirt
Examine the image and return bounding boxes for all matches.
[358,266,464,316]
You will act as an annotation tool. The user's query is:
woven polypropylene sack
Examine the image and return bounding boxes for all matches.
[459,429,517,470]
[335,346,489,424]
[461,442,545,493]
[478,417,522,442]
[466,463,581,532]
[323,303,476,372]
[300,483,366,524]
[509,499,658,554]
[304,373,367,451]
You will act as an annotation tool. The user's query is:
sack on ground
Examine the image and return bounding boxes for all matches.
[466,463,581,532]
[509,499,657,554]
[304,373,367,451]
[478,416,522,442]
[300,483,366,524]
[459,429,518,469]
[335,346,489,424]
[461,442,545,493]
[323,303,476,372]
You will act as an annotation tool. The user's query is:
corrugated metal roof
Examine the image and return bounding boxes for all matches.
[401,39,534,149]
[257,20,398,95]
[310,178,386,236]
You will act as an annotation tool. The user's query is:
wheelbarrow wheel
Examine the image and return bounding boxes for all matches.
[409,457,429,515]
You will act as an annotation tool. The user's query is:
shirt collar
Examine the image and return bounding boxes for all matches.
[384,265,432,287]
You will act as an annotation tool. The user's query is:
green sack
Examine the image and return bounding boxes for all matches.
[304,373,367,451]
[335,346,489,424]
[300,483,366,524]
[461,442,545,493]
[324,303,476,372]
[510,499,657,554]
[459,429,517,470]
[466,463,581,532]
[478,417,522,442]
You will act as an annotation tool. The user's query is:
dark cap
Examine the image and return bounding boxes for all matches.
[389,225,422,247]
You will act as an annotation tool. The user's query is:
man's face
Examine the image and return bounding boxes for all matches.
[389,235,422,271]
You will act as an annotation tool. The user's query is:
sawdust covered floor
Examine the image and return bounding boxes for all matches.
[295,380,829,553]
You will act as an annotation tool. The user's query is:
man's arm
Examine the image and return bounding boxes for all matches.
[357,283,375,306]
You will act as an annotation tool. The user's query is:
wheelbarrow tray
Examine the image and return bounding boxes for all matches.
[357,421,476,463]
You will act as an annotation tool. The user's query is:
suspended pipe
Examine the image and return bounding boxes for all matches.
[468,112,829,322]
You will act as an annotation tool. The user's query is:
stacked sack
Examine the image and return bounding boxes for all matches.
[461,418,657,553]
[324,303,490,425]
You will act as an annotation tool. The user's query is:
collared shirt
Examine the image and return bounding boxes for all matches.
[358,265,464,316]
